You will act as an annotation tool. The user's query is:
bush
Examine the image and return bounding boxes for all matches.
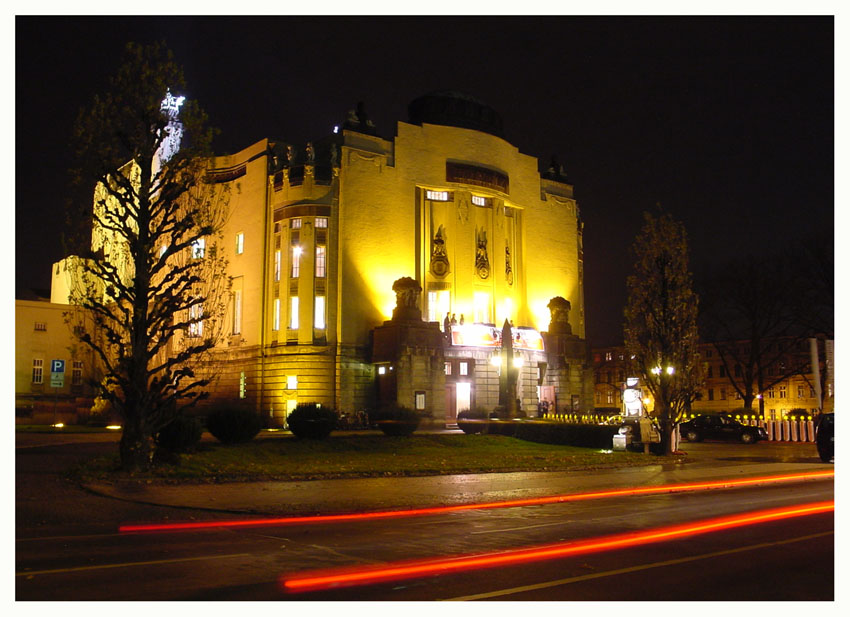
[155,414,203,453]
[372,404,420,436]
[287,403,338,439]
[514,421,620,448]
[205,407,263,444]
[457,407,489,434]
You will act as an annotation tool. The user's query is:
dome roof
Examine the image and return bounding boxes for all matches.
[407,91,504,138]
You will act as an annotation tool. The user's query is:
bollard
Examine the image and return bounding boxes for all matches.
[791,420,799,442]
[806,419,816,442]
[782,420,790,442]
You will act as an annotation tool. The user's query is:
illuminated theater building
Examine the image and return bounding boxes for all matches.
[53,91,593,426]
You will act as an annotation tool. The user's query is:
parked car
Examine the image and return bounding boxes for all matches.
[679,414,767,444]
[815,412,834,463]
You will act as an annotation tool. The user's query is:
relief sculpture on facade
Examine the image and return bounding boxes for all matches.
[430,225,450,277]
[505,241,513,285]
[475,227,490,279]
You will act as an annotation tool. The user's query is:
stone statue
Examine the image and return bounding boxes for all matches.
[391,277,422,322]
[430,225,449,277]
[330,143,339,167]
[475,228,490,279]
[286,145,294,166]
[306,142,315,164]
[505,241,513,285]
[547,296,573,335]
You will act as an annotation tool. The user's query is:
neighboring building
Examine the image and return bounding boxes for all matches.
[592,337,833,419]
[49,91,593,426]
[15,298,97,424]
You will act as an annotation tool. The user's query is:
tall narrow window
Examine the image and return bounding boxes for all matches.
[272,298,280,331]
[314,296,326,329]
[315,246,326,278]
[188,303,204,337]
[289,297,299,329]
[287,375,298,390]
[428,289,450,325]
[235,232,244,255]
[72,361,83,386]
[191,238,205,259]
[274,250,281,281]
[32,359,43,384]
[232,289,242,335]
[291,246,301,278]
[473,292,491,324]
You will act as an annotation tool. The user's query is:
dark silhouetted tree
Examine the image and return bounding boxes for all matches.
[64,42,229,470]
[624,211,701,454]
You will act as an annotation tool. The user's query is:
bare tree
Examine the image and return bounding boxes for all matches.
[65,42,229,470]
[699,253,810,414]
[624,211,701,454]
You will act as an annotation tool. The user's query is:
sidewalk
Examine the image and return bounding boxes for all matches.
[84,458,830,517]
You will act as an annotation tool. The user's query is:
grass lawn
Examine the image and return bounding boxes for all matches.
[16,424,120,434]
[75,433,676,482]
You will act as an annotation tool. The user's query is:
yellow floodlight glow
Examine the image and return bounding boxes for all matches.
[513,356,524,368]
[51,423,64,428]
[490,354,501,367]
[106,425,122,430]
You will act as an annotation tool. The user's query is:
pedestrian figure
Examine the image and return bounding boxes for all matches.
[443,312,451,332]
[451,313,458,325]
[459,314,465,325]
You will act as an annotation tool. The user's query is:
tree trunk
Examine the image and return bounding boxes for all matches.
[119,415,154,471]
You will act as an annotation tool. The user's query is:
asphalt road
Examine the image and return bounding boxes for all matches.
[15,437,834,601]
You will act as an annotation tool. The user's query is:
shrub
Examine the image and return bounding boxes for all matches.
[287,403,338,439]
[514,422,620,448]
[155,414,203,453]
[372,404,420,436]
[205,407,263,444]
[457,407,489,434]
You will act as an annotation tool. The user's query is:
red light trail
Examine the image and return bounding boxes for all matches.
[119,470,833,533]
[279,500,834,593]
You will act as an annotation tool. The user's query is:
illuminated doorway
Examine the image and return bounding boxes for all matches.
[456,382,471,415]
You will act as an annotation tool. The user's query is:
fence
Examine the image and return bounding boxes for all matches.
[547,412,818,443]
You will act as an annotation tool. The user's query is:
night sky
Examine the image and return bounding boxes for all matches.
[14,16,834,346]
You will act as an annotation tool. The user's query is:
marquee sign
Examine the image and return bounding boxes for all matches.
[449,323,544,352]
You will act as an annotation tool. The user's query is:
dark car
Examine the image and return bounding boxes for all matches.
[815,413,834,463]
[679,414,767,444]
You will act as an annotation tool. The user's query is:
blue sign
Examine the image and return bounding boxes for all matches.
[51,359,65,373]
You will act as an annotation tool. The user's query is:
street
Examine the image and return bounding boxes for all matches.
[15,435,833,601]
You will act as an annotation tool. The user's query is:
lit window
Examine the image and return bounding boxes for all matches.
[459,362,468,376]
[426,190,449,201]
[428,290,450,325]
[34,322,46,331]
[191,238,205,259]
[291,218,302,229]
[287,375,298,390]
[235,232,244,255]
[72,361,83,386]
[188,303,204,337]
[445,362,452,375]
[274,250,281,281]
[378,366,386,375]
[472,195,486,206]
[272,298,280,331]
[315,217,328,228]
[232,289,242,335]
[291,246,301,278]
[473,292,491,324]
[239,372,247,399]
[289,297,299,329]
[605,352,612,361]
[32,359,43,384]
[315,246,326,278]
[314,296,325,329]
[415,392,426,410]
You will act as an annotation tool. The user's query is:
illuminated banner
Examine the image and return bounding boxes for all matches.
[449,324,544,352]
